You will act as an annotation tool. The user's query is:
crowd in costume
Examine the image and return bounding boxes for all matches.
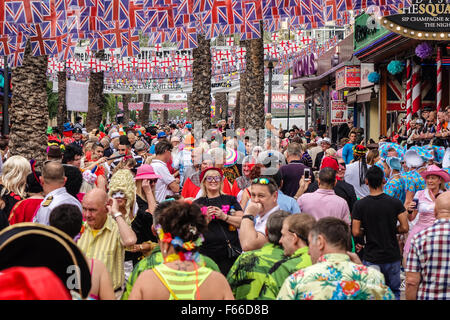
[0,110,449,300]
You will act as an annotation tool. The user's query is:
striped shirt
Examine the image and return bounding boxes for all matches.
[78,215,125,290]
[405,219,450,300]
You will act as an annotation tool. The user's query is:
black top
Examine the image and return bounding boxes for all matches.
[125,195,157,265]
[352,193,405,264]
[280,160,314,197]
[194,195,242,260]
[306,180,357,214]
[0,185,22,231]
[103,147,114,158]
[313,151,325,171]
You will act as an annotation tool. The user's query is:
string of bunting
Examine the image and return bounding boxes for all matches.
[0,0,407,68]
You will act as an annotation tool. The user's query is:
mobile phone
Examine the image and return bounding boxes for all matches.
[412,199,419,209]
[304,168,311,181]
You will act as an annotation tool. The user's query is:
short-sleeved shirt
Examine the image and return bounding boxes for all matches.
[277,191,300,214]
[342,143,355,164]
[33,187,82,226]
[78,215,124,290]
[277,253,394,300]
[405,219,450,300]
[279,161,308,197]
[344,161,371,199]
[352,193,405,264]
[193,195,243,261]
[151,159,176,203]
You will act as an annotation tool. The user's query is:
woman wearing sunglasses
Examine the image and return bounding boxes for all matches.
[194,167,244,275]
[127,164,161,266]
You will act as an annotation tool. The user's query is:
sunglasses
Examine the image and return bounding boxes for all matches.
[205,176,222,183]
[289,229,309,245]
[253,178,272,185]
[149,179,158,184]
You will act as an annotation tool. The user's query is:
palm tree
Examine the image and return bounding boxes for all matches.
[214,92,228,122]
[189,34,212,133]
[234,91,241,128]
[9,41,49,165]
[122,94,130,126]
[239,40,249,129]
[241,32,264,130]
[86,50,106,132]
[56,71,67,133]
[139,93,150,126]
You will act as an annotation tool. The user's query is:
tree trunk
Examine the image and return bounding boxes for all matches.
[239,40,249,128]
[214,92,228,121]
[234,91,241,128]
[122,94,130,126]
[57,71,67,134]
[186,93,193,123]
[140,93,150,126]
[9,40,48,166]
[189,34,212,132]
[242,33,264,130]
[86,50,105,132]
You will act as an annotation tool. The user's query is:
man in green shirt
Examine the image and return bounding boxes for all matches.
[258,213,316,299]
[228,210,313,300]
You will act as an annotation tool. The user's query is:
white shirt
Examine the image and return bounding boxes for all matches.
[33,187,82,226]
[254,205,280,235]
[151,159,176,203]
[344,161,371,199]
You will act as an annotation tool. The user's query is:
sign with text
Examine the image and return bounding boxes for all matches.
[292,53,318,79]
[360,63,375,88]
[331,101,348,124]
[382,0,450,40]
[335,66,361,90]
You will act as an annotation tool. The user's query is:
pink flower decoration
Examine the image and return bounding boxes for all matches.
[222,205,230,214]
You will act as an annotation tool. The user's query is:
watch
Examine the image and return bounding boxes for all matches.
[242,215,255,222]
[113,212,122,220]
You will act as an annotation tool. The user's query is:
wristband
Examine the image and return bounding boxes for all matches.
[242,215,255,222]
[113,212,122,220]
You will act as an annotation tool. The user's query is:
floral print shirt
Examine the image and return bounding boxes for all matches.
[277,253,395,300]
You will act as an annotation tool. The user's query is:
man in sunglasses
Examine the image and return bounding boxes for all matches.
[239,177,280,252]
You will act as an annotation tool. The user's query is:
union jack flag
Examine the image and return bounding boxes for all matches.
[0,21,21,35]
[1,0,44,24]
[204,23,221,39]
[156,5,176,29]
[263,18,280,33]
[240,20,260,40]
[241,0,262,22]
[89,32,112,51]
[69,0,96,7]
[262,0,279,19]
[221,23,239,36]
[203,0,243,26]
[30,24,59,56]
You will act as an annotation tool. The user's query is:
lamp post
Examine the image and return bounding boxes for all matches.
[264,57,278,114]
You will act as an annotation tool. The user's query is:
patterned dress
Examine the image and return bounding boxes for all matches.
[403,169,426,195]
[383,174,407,204]
[277,253,395,300]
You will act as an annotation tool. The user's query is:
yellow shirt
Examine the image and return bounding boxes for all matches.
[78,215,124,290]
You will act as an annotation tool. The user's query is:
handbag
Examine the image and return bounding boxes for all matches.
[218,223,241,259]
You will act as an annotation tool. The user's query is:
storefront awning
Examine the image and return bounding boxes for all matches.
[346,87,373,104]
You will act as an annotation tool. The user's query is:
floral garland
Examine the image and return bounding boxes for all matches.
[155,224,204,263]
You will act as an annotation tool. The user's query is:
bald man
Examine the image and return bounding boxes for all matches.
[78,188,137,296]
[33,161,82,226]
[405,191,450,300]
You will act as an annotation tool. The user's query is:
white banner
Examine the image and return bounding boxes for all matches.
[66,80,89,112]
[331,101,348,124]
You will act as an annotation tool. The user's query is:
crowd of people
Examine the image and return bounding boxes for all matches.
[0,108,449,301]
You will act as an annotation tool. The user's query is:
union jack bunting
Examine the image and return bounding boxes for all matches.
[203,0,243,25]
[240,20,260,40]
[120,28,140,56]
[1,0,44,24]
[29,23,58,56]
[0,34,15,55]
[69,0,96,7]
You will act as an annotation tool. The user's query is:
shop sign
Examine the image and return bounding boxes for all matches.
[292,53,318,79]
[382,0,450,40]
[335,66,361,90]
[331,101,348,124]
[360,63,374,88]
[354,13,391,52]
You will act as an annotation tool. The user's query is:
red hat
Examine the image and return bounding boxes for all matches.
[0,266,71,300]
[199,167,223,182]
[320,156,340,179]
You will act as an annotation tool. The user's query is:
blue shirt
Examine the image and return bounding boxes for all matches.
[342,143,355,164]
[277,191,301,214]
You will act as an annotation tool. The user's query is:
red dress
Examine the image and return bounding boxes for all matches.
[8,198,43,225]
